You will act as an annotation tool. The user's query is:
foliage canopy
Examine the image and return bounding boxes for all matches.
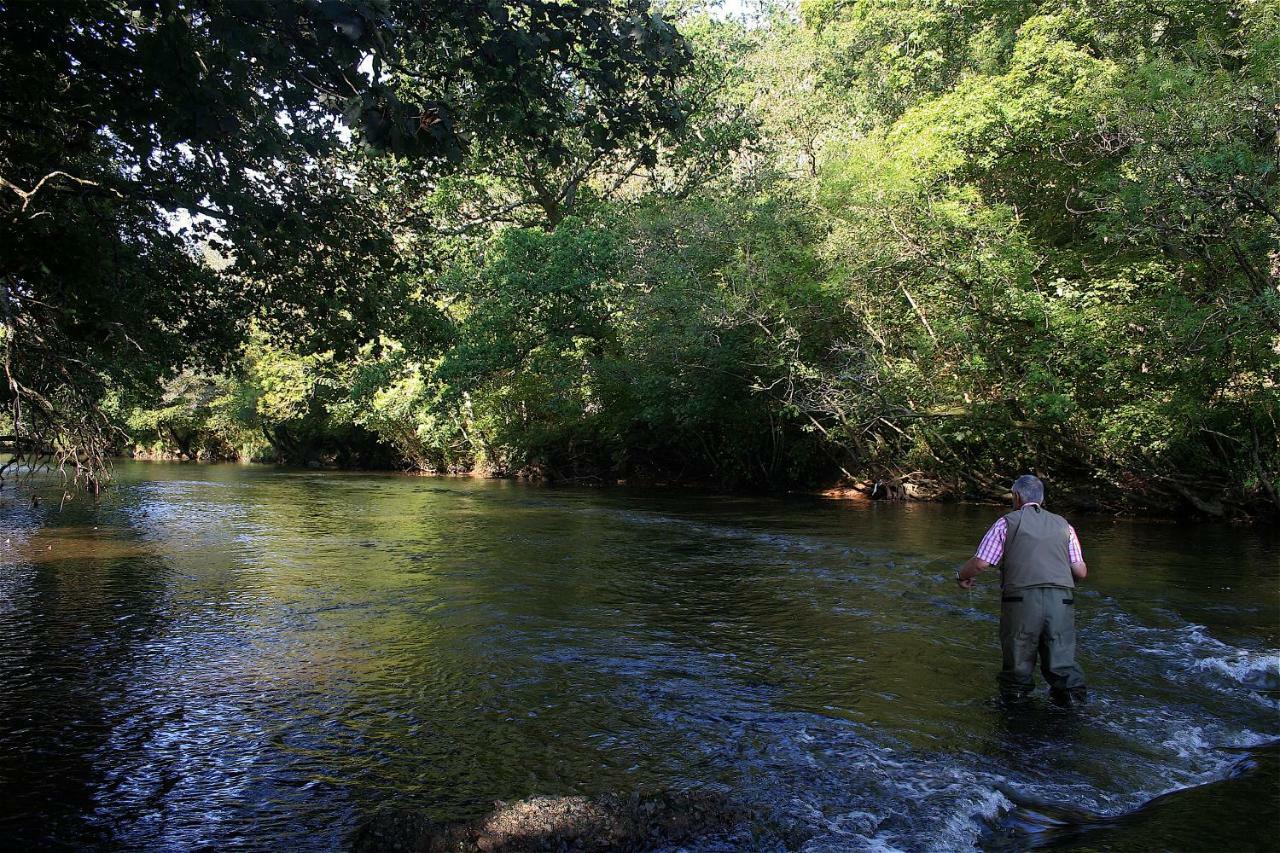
[5,0,1277,518]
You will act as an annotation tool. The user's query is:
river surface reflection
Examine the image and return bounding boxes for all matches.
[1,463,1276,850]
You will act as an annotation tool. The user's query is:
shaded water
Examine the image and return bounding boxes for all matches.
[1,462,1276,850]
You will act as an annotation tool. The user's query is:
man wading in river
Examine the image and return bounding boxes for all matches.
[956,475,1089,705]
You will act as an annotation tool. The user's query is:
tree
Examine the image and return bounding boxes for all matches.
[0,0,693,485]
[414,8,753,233]
[810,0,1278,513]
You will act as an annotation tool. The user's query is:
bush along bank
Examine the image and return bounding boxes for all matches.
[107,2,1276,523]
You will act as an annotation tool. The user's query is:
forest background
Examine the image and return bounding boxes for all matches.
[3,0,1277,520]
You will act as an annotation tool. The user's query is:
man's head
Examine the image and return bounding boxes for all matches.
[1011,474,1045,508]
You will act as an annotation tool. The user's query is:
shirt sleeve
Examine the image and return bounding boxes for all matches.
[1068,525,1083,564]
[975,518,1007,564]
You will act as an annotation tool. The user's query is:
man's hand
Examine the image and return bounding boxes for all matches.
[956,555,992,590]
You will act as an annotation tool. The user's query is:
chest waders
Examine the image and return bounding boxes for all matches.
[997,505,1087,704]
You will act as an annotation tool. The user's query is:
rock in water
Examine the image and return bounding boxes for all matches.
[350,790,748,852]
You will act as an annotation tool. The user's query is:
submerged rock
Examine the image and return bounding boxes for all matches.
[350,790,749,852]
[984,742,1280,851]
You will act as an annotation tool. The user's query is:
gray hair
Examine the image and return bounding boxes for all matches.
[1011,474,1045,504]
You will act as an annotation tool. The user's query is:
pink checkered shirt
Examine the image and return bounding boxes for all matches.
[975,503,1082,565]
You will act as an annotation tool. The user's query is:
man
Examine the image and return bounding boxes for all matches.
[957,474,1089,704]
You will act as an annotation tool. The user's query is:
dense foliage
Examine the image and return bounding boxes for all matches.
[0,0,690,484]
[6,1,1277,518]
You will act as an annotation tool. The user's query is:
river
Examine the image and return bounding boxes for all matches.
[1,462,1276,850]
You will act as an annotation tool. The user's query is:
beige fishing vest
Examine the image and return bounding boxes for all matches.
[1000,504,1075,591]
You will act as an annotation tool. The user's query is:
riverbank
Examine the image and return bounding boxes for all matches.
[107,452,1278,524]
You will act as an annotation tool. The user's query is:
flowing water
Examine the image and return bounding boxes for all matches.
[1,462,1276,851]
